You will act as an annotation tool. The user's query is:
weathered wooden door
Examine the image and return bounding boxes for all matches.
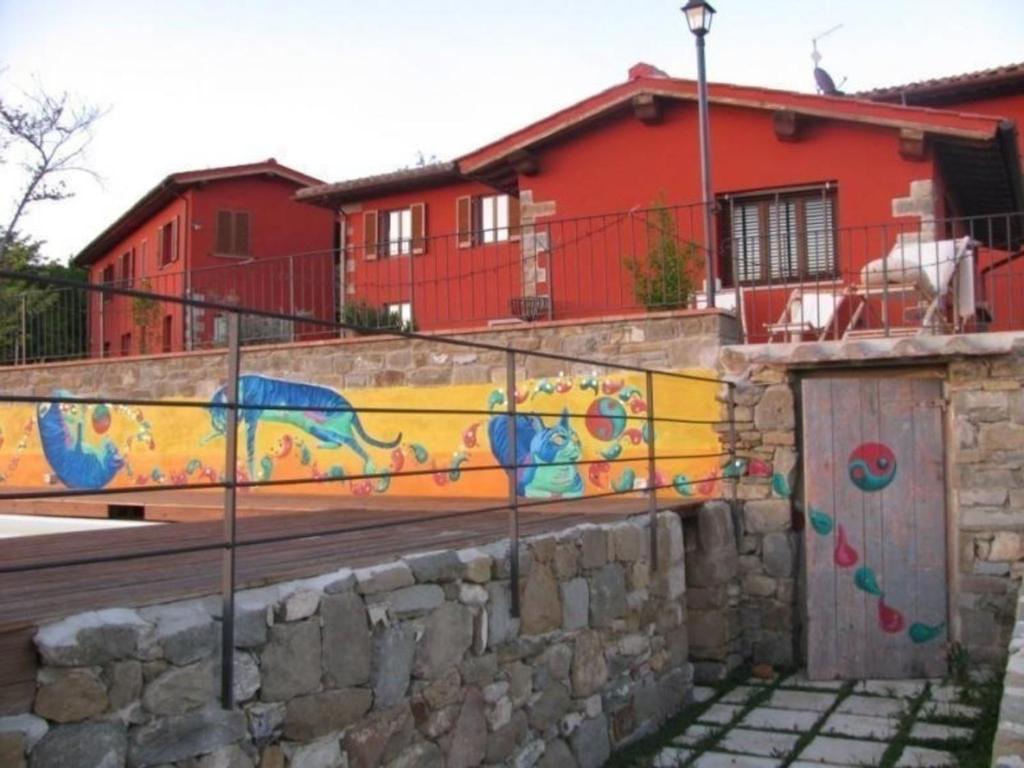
[802,376,948,680]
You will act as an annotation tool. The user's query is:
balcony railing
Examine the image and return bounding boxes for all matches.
[2,206,1023,364]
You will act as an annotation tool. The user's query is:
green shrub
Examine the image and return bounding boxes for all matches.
[624,201,700,310]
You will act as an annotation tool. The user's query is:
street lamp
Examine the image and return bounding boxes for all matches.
[682,0,716,308]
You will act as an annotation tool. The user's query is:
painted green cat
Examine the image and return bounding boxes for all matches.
[488,409,584,498]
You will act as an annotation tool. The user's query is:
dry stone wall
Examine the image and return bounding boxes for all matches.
[0,312,735,400]
[0,512,692,768]
[682,364,801,682]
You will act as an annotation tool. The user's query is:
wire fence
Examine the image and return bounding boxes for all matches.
[0,269,738,708]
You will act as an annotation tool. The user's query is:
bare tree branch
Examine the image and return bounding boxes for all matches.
[0,77,107,259]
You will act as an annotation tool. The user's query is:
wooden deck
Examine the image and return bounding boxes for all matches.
[0,490,695,714]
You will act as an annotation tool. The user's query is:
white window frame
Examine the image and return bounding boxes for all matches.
[479,194,510,244]
[386,302,412,327]
[386,208,413,257]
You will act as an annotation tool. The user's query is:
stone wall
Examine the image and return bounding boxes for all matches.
[683,364,801,681]
[0,512,691,768]
[0,311,736,400]
[950,354,1024,666]
[993,578,1024,765]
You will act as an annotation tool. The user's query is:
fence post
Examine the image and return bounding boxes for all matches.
[289,256,296,342]
[727,382,741,548]
[220,312,241,709]
[19,295,27,365]
[545,223,554,321]
[645,371,659,571]
[505,349,520,618]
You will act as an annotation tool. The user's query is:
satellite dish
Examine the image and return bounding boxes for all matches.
[812,23,846,95]
[815,66,839,95]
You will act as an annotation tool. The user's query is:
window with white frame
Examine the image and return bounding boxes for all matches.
[724,186,837,284]
[385,302,412,327]
[383,208,412,256]
[478,194,510,244]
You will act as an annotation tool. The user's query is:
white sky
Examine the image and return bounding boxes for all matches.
[2,0,1022,264]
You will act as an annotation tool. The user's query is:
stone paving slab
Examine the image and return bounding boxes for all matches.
[895,746,958,767]
[717,727,800,757]
[834,694,906,718]
[909,721,974,742]
[855,679,927,698]
[765,689,838,712]
[820,712,899,740]
[692,752,783,767]
[797,735,889,766]
[790,763,860,768]
[720,686,761,704]
[928,685,967,703]
[918,700,982,720]
[740,706,821,733]
[652,746,691,767]
[781,672,846,691]
[672,723,722,746]
[698,703,745,725]
[692,685,718,703]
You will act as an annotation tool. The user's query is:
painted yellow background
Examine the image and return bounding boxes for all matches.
[0,369,724,500]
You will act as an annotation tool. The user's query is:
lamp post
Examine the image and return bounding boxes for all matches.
[682,0,716,308]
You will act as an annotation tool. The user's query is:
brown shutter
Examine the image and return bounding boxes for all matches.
[216,211,232,253]
[156,226,164,265]
[170,218,179,263]
[235,212,251,255]
[410,203,426,255]
[363,210,379,260]
[456,196,472,249]
[508,195,522,241]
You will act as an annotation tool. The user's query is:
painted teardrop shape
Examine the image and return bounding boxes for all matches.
[834,524,859,567]
[809,508,834,536]
[672,474,693,497]
[722,458,748,479]
[878,598,906,633]
[748,458,773,478]
[909,621,946,644]
[854,566,883,597]
[771,472,792,497]
[612,468,636,493]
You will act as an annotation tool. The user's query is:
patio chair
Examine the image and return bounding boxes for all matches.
[765,289,844,342]
[849,236,977,336]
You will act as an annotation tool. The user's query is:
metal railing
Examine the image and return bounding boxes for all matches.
[6,206,1019,365]
[729,211,1024,344]
[0,269,738,708]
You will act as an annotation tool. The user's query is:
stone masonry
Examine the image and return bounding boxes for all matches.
[0,311,736,401]
[0,512,692,768]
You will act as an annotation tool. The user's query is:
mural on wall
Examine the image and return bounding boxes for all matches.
[0,369,724,500]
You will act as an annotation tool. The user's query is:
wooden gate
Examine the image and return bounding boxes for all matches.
[802,376,948,680]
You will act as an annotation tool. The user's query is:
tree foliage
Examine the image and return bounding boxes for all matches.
[0,73,103,363]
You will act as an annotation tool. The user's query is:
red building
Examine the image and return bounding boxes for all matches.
[74,159,337,357]
[299,63,1023,342]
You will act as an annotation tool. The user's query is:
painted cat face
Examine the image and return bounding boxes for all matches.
[529,410,582,464]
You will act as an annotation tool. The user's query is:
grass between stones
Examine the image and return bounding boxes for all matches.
[610,664,1002,767]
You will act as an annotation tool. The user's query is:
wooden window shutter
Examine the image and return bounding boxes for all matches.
[216,211,232,253]
[235,212,251,255]
[410,203,426,255]
[170,218,179,262]
[363,211,379,260]
[508,195,522,241]
[156,226,164,265]
[456,196,472,249]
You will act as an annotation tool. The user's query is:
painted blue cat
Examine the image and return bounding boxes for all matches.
[205,374,401,477]
[37,393,124,489]
[488,409,584,498]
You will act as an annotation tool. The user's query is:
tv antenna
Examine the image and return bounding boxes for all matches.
[812,23,847,95]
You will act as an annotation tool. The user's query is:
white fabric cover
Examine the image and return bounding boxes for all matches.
[858,236,976,320]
